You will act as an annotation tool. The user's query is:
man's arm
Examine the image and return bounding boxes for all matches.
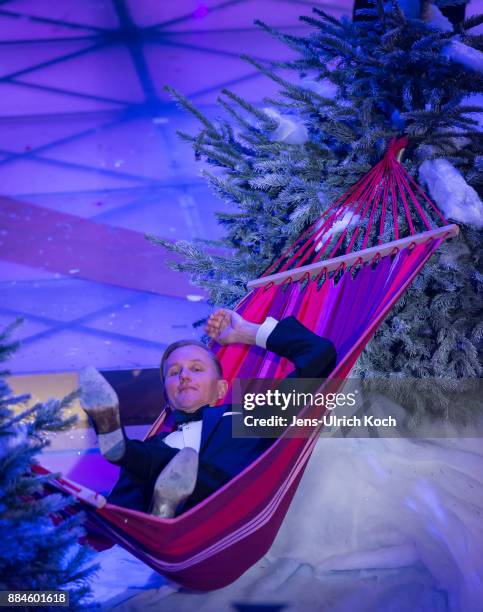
[265,316,336,379]
[207,309,337,379]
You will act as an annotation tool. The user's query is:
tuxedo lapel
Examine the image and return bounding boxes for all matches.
[200,405,226,454]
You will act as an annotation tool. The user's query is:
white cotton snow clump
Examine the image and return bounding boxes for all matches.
[314,211,360,252]
[424,3,453,32]
[300,77,339,99]
[324,211,360,239]
[419,159,483,228]
[263,108,309,145]
[443,40,483,73]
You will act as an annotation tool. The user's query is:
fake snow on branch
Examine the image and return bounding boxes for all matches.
[300,76,339,99]
[444,40,483,73]
[314,211,361,253]
[419,159,483,229]
[423,2,483,73]
[263,108,309,145]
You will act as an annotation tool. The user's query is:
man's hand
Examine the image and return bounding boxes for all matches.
[205,309,260,346]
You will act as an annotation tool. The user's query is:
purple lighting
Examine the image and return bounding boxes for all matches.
[193,3,209,19]
[0,0,347,374]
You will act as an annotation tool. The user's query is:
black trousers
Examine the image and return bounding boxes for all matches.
[107,437,231,515]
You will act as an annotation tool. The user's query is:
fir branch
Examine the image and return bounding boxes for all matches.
[164,85,218,133]
[312,7,346,28]
[461,13,483,32]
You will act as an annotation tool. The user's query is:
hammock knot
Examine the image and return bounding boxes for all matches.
[371,252,382,265]
[386,136,409,161]
[315,267,328,283]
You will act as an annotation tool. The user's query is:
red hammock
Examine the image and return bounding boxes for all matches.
[35,138,458,590]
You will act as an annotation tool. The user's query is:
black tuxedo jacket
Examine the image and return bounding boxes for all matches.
[108,316,336,513]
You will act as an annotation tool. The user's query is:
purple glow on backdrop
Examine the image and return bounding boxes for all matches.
[0,0,480,374]
[0,0,342,373]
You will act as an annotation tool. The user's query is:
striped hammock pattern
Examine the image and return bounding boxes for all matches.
[36,139,458,590]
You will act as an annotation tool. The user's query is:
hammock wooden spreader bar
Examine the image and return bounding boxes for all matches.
[248,224,459,288]
[33,465,107,509]
[260,137,450,280]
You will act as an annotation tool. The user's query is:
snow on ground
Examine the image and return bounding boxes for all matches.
[90,422,483,611]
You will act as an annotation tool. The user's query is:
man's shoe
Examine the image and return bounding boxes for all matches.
[79,366,121,433]
[151,448,199,518]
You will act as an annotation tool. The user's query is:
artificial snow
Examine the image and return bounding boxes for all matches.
[425,4,453,33]
[443,40,483,73]
[314,212,360,252]
[91,430,483,611]
[324,211,360,240]
[263,108,309,145]
[419,159,483,228]
[301,77,339,99]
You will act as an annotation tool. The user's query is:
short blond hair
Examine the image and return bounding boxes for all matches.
[160,340,223,386]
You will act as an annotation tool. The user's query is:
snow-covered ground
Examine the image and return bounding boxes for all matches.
[90,426,483,611]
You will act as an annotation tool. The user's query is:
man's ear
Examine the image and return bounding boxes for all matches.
[216,378,229,400]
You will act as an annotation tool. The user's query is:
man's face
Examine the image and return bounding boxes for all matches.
[163,345,227,413]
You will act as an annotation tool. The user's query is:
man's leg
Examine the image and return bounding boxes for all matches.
[151,448,199,518]
[79,367,199,517]
[79,366,125,462]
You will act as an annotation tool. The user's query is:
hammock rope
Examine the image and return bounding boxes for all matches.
[35,137,460,590]
[260,137,449,282]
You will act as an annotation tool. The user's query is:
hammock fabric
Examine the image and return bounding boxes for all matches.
[36,138,458,590]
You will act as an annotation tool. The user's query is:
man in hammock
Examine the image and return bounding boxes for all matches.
[79,309,336,518]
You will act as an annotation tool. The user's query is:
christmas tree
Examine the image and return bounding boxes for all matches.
[151,0,482,423]
[0,321,96,608]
